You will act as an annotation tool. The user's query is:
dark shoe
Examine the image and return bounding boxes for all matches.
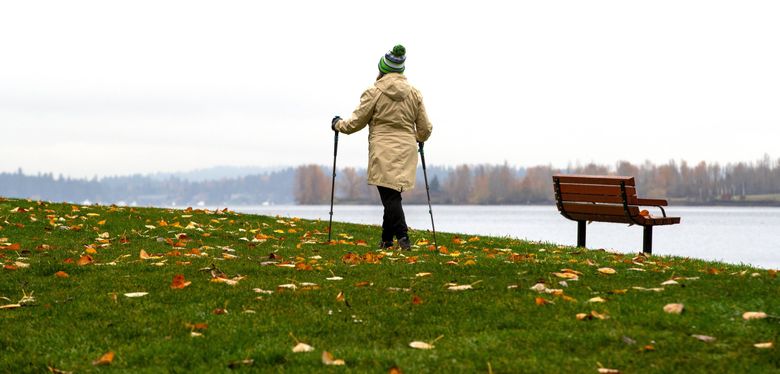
[378,240,394,249]
[398,237,411,251]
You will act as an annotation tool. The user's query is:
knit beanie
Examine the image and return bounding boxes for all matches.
[378,44,406,74]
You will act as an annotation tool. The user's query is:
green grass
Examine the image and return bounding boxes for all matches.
[0,197,778,373]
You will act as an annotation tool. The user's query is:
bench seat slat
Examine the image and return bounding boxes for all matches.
[562,202,640,217]
[566,213,633,224]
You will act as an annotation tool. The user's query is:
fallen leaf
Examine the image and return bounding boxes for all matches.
[743,311,768,320]
[754,342,774,349]
[412,295,423,305]
[409,341,434,350]
[597,368,620,374]
[660,279,679,286]
[140,249,162,260]
[124,292,148,298]
[92,351,114,366]
[692,334,716,342]
[292,342,315,353]
[447,284,473,291]
[587,297,607,303]
[321,351,345,366]
[77,255,94,266]
[598,267,617,275]
[663,303,684,314]
[535,297,553,306]
[54,271,69,278]
[170,274,191,289]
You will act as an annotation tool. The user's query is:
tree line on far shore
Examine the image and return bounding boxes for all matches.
[295,155,780,205]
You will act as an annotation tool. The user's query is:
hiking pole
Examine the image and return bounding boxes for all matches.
[418,142,438,250]
[328,129,339,243]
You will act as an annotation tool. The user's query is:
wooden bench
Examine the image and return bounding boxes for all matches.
[552,175,680,254]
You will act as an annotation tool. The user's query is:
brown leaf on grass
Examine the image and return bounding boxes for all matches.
[92,351,114,366]
[354,281,371,288]
[597,368,620,374]
[170,274,191,289]
[754,342,774,349]
[412,295,423,305]
[77,255,93,266]
[54,271,69,278]
[389,366,403,374]
[743,311,768,320]
[663,303,684,314]
[321,351,345,366]
[341,252,361,265]
[5,243,21,251]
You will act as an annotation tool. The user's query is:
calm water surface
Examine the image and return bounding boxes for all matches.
[231,205,779,269]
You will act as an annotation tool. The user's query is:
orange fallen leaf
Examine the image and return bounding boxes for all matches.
[77,255,94,266]
[412,295,423,305]
[92,351,114,366]
[170,274,191,289]
[6,243,21,251]
[535,297,553,306]
[55,271,69,278]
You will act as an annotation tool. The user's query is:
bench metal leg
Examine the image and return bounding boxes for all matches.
[643,226,653,254]
[577,221,586,248]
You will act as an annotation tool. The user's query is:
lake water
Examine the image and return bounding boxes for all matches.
[231,205,780,269]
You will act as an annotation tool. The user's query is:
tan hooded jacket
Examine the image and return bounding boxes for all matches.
[334,73,433,192]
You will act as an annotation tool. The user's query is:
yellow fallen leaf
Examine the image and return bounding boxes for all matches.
[598,267,617,275]
[743,311,768,320]
[552,272,579,280]
[587,297,607,303]
[597,369,620,374]
[415,272,432,278]
[663,303,684,314]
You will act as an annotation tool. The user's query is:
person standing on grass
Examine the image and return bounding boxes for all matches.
[331,44,433,250]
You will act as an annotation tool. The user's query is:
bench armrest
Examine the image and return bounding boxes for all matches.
[637,198,668,206]
[637,198,668,217]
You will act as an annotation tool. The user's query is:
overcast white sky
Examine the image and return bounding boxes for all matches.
[1,1,778,178]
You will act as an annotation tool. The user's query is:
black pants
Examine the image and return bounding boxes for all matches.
[377,186,408,242]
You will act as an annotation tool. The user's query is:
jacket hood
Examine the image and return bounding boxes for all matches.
[375,73,411,101]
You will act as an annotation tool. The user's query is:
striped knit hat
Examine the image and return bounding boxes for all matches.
[378,44,406,74]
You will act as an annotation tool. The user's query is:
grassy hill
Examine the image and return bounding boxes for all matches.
[0,197,777,373]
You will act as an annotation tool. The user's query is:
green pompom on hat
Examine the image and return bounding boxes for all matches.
[378,44,406,74]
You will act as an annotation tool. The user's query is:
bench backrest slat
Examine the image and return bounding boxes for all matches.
[554,175,635,186]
